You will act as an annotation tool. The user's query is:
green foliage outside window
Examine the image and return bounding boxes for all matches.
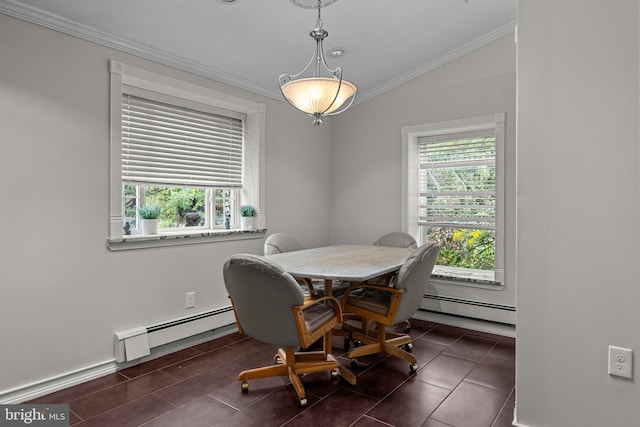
[145,187,205,228]
[427,226,495,271]
[124,184,138,227]
[123,184,236,231]
[214,189,233,227]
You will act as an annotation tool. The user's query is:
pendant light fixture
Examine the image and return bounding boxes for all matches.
[279,0,356,125]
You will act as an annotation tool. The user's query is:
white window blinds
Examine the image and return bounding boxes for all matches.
[419,130,496,230]
[121,86,245,188]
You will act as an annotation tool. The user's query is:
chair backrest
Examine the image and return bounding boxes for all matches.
[264,233,304,255]
[393,242,440,322]
[373,232,418,251]
[223,254,305,347]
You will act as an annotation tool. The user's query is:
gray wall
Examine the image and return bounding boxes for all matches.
[516,0,640,425]
[0,13,333,393]
[331,34,517,315]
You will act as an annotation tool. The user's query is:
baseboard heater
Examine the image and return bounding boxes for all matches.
[424,294,516,311]
[114,306,236,363]
[422,293,515,325]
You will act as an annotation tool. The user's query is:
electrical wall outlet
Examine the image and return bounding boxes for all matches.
[608,346,632,379]
[185,292,196,309]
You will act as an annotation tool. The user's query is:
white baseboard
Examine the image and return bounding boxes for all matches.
[0,359,117,404]
[0,324,240,404]
[511,404,530,427]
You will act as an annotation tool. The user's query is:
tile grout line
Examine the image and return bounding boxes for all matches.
[490,386,516,427]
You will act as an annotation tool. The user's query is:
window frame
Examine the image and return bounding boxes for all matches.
[402,113,505,285]
[108,60,266,250]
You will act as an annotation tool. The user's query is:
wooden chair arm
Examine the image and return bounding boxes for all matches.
[341,283,404,300]
[293,296,342,348]
[301,296,342,321]
[371,271,397,286]
[341,284,404,327]
[296,277,317,298]
[228,296,244,335]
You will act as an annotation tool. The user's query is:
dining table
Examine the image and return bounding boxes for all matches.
[264,244,412,296]
[265,244,412,385]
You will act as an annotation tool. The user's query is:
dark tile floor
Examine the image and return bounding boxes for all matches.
[29,320,515,427]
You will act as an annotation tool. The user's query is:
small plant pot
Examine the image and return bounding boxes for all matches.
[141,218,158,235]
[240,216,255,230]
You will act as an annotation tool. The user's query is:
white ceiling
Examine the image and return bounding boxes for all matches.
[0,0,517,104]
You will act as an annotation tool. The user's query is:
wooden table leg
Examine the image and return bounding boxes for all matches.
[323,278,333,351]
[322,279,357,384]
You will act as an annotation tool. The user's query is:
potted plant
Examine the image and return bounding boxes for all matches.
[240,205,256,230]
[138,205,161,235]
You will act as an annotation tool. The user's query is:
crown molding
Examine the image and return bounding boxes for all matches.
[355,20,517,105]
[0,0,516,106]
[0,0,281,100]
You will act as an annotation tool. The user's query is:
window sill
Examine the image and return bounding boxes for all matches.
[108,228,266,251]
[430,265,503,290]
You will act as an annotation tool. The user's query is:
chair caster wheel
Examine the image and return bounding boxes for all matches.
[409,363,418,374]
[241,381,249,392]
[299,398,308,407]
[351,359,358,369]
[331,368,339,379]
[404,342,413,353]
[343,337,351,351]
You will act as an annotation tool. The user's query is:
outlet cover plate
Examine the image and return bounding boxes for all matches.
[185,292,196,309]
[608,346,632,379]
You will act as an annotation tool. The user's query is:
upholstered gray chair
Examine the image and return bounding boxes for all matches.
[264,232,304,255]
[223,254,352,406]
[373,232,418,251]
[341,242,440,373]
[371,232,419,332]
[264,233,349,298]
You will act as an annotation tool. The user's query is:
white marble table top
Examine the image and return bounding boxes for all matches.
[265,244,411,282]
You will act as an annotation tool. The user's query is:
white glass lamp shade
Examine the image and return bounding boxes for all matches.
[281,77,356,115]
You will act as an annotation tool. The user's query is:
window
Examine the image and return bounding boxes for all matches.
[109,61,266,248]
[120,88,243,234]
[402,114,505,284]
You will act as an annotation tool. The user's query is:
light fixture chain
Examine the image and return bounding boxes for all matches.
[316,0,324,28]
